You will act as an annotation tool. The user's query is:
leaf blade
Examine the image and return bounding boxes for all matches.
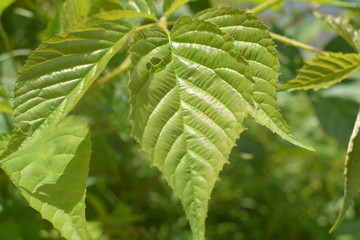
[330,110,360,233]
[62,0,91,30]
[196,7,313,151]
[93,10,157,21]
[280,52,360,91]
[0,117,92,240]
[129,17,254,239]
[1,20,132,157]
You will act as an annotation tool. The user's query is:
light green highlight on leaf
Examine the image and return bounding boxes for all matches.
[0,86,12,114]
[318,13,360,53]
[196,7,313,151]
[129,17,254,240]
[122,0,157,17]
[62,0,91,30]
[164,0,191,17]
[0,133,9,151]
[280,52,360,91]
[0,0,15,15]
[94,10,157,21]
[1,20,132,158]
[0,116,92,240]
[330,110,360,233]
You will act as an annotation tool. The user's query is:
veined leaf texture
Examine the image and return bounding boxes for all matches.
[129,8,311,239]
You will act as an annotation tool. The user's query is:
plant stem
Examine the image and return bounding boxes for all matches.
[249,0,284,15]
[89,56,132,91]
[270,32,323,54]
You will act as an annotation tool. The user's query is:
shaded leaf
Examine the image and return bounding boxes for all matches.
[129,17,253,239]
[1,20,132,158]
[319,13,360,52]
[311,94,358,147]
[196,7,313,150]
[0,116,91,240]
[62,0,91,30]
[280,52,360,91]
[330,110,360,233]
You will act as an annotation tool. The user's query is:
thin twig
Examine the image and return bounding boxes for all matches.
[89,56,132,91]
[249,0,284,15]
[270,32,324,54]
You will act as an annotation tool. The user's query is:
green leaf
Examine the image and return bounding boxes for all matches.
[330,110,360,233]
[94,10,157,21]
[319,13,360,53]
[129,17,254,239]
[62,0,91,30]
[1,20,132,158]
[88,0,123,16]
[280,52,360,91]
[0,0,15,15]
[0,86,12,114]
[122,0,157,17]
[164,0,191,17]
[0,116,91,240]
[195,7,313,151]
[0,133,9,151]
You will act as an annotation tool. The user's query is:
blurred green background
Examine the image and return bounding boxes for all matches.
[0,0,359,239]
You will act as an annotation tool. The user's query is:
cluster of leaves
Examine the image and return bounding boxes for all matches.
[0,0,360,239]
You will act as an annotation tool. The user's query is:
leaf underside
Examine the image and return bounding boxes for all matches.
[280,52,360,91]
[195,7,313,151]
[0,117,91,240]
[1,20,132,158]
[320,14,360,53]
[129,17,254,239]
[330,110,360,233]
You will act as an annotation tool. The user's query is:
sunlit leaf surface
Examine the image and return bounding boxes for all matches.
[0,117,91,240]
[129,17,254,239]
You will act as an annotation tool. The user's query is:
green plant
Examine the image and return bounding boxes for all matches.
[0,0,360,239]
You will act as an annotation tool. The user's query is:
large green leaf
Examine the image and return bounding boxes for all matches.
[280,52,360,91]
[1,20,132,158]
[0,0,15,15]
[62,0,91,30]
[319,14,360,52]
[195,7,313,150]
[122,0,157,17]
[330,110,360,233]
[129,17,254,239]
[0,116,91,240]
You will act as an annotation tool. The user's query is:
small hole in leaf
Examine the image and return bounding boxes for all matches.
[150,57,161,65]
[19,121,32,134]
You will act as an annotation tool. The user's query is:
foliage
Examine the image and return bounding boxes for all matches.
[0,0,359,240]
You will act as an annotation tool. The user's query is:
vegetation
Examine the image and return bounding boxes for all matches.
[0,0,360,239]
